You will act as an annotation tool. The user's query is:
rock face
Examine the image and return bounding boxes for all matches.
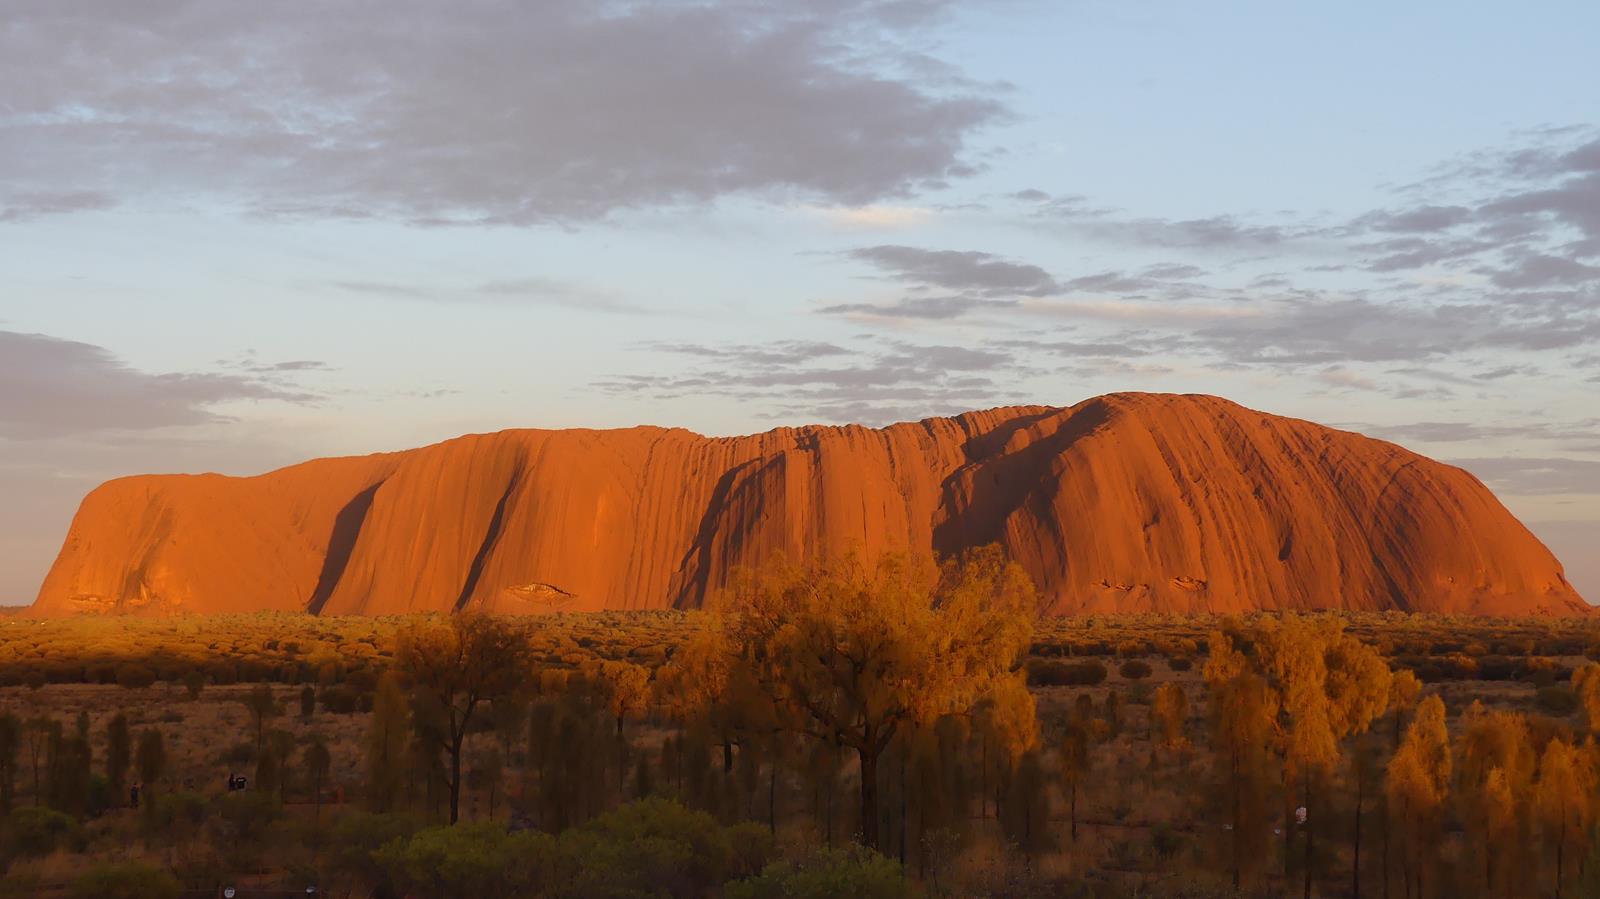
[29,393,1589,617]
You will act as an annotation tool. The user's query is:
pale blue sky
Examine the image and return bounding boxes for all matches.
[3,0,1597,602]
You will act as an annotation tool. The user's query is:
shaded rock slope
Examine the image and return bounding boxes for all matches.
[29,393,1588,617]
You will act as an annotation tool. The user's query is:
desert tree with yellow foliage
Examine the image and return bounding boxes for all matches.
[724,545,1035,850]
[1534,736,1594,899]
[1386,694,1450,899]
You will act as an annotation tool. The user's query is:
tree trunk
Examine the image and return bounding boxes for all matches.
[1283,764,1295,882]
[1070,781,1079,842]
[1353,765,1363,899]
[825,778,834,848]
[1556,821,1566,899]
[896,745,908,863]
[1304,770,1314,899]
[768,760,777,836]
[979,738,987,819]
[1382,797,1390,899]
[448,734,464,824]
[1231,751,1242,892]
[860,748,880,849]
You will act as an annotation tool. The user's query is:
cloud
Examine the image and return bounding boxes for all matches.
[1355,205,1475,234]
[329,277,651,314]
[0,330,318,438]
[845,245,1060,296]
[1360,420,1576,444]
[598,336,1023,423]
[818,295,1016,320]
[1449,456,1600,496]
[808,205,936,229]
[0,190,117,223]
[1487,253,1600,289]
[0,0,1005,225]
[1013,190,1299,250]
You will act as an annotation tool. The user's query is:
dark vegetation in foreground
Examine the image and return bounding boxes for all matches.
[3,557,1600,897]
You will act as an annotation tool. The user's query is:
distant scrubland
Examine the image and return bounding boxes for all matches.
[2,556,1600,897]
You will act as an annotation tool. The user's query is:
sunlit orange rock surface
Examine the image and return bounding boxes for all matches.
[29,393,1589,617]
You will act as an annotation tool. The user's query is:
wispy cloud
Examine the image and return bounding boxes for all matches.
[0,331,320,439]
[0,0,1005,226]
[328,277,653,314]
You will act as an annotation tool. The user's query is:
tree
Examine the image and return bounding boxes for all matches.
[0,711,18,812]
[1571,664,1600,733]
[1058,718,1092,843]
[1388,670,1422,749]
[300,684,317,720]
[306,734,333,822]
[974,670,1037,823]
[106,712,131,797]
[727,546,1035,850]
[490,691,530,762]
[1454,703,1535,895]
[135,728,165,789]
[1204,631,1279,892]
[1151,682,1189,754]
[656,617,738,773]
[24,715,51,805]
[1256,616,1391,899]
[1000,748,1052,855]
[366,670,410,812]
[393,612,532,824]
[1535,737,1593,899]
[241,683,279,757]
[45,722,91,814]
[265,728,295,803]
[1350,737,1384,899]
[1386,695,1449,899]
[600,659,653,792]
[253,737,280,799]
[601,660,652,737]
[466,745,505,821]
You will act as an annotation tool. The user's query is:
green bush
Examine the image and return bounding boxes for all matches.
[561,797,738,897]
[374,821,556,899]
[1027,660,1107,687]
[329,811,418,890]
[1537,685,1579,717]
[69,861,180,899]
[116,665,158,689]
[4,805,82,857]
[725,822,776,881]
[727,846,917,899]
[320,685,360,714]
[1119,659,1153,680]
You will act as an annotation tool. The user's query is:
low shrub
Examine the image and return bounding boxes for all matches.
[727,846,912,899]
[1537,685,1579,717]
[4,806,82,857]
[1026,660,1108,687]
[69,860,180,899]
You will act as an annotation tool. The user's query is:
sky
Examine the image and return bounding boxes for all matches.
[2,0,1598,604]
